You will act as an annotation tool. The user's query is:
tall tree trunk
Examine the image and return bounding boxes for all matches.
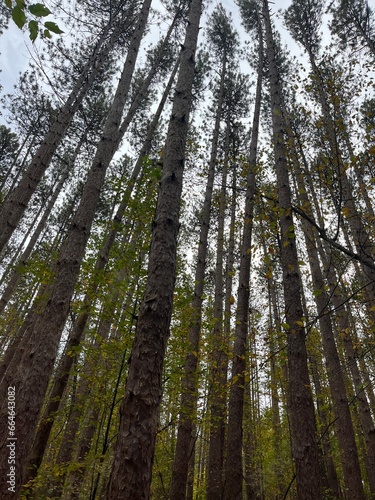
[291,148,365,498]
[62,230,147,499]
[169,51,227,500]
[207,124,230,500]
[0,10,132,253]
[24,59,179,488]
[0,133,86,315]
[307,48,375,295]
[0,130,34,196]
[223,29,262,498]
[106,0,203,496]
[262,1,322,497]
[295,117,375,495]
[309,355,343,498]
[0,1,154,495]
[264,256,290,498]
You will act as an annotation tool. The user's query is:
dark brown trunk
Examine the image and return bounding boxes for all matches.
[290,124,365,498]
[24,58,179,488]
[106,0,203,496]
[262,1,322,497]
[207,124,231,500]
[223,28,262,499]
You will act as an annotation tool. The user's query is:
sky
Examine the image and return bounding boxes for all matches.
[0,21,30,98]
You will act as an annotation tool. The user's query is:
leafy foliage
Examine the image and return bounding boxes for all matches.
[3,0,63,40]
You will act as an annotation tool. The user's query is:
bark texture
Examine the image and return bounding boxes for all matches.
[106,0,203,496]
[25,57,179,487]
[262,1,323,497]
[292,149,365,498]
[207,121,232,500]
[0,1,153,495]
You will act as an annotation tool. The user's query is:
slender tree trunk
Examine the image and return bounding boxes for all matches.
[309,355,342,498]
[317,236,375,497]
[207,124,231,500]
[169,53,227,500]
[0,139,83,315]
[0,189,46,287]
[0,12,132,253]
[106,0,203,496]
[24,58,179,487]
[288,117,366,497]
[243,323,263,500]
[63,234,146,499]
[360,356,375,415]
[262,1,322,497]
[0,1,154,495]
[86,303,139,500]
[223,30,262,499]
[307,49,375,293]
[1,133,36,205]
[297,119,375,495]
[265,263,290,498]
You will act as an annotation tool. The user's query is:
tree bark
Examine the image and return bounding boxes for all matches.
[0,1,153,495]
[207,123,230,500]
[24,58,179,488]
[106,0,203,496]
[262,1,323,497]
[223,27,262,499]
[292,148,365,498]
[0,11,132,254]
[169,49,227,500]
[0,134,86,315]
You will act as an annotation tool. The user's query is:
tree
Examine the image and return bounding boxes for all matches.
[106,0,203,496]
[223,3,263,497]
[0,1,134,253]
[261,0,323,496]
[24,57,179,492]
[0,0,375,496]
[329,0,375,58]
[0,0,159,494]
[169,6,233,498]
[0,125,19,200]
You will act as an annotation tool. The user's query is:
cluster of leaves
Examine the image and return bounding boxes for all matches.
[3,0,63,40]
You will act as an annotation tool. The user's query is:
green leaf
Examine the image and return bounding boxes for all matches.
[43,28,51,38]
[11,5,26,29]
[15,0,26,8]
[5,0,13,9]
[28,20,38,41]
[44,21,64,34]
[29,3,51,17]
[313,289,323,297]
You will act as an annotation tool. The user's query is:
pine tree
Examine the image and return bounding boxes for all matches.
[223,4,262,496]
[261,1,323,496]
[106,0,203,496]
